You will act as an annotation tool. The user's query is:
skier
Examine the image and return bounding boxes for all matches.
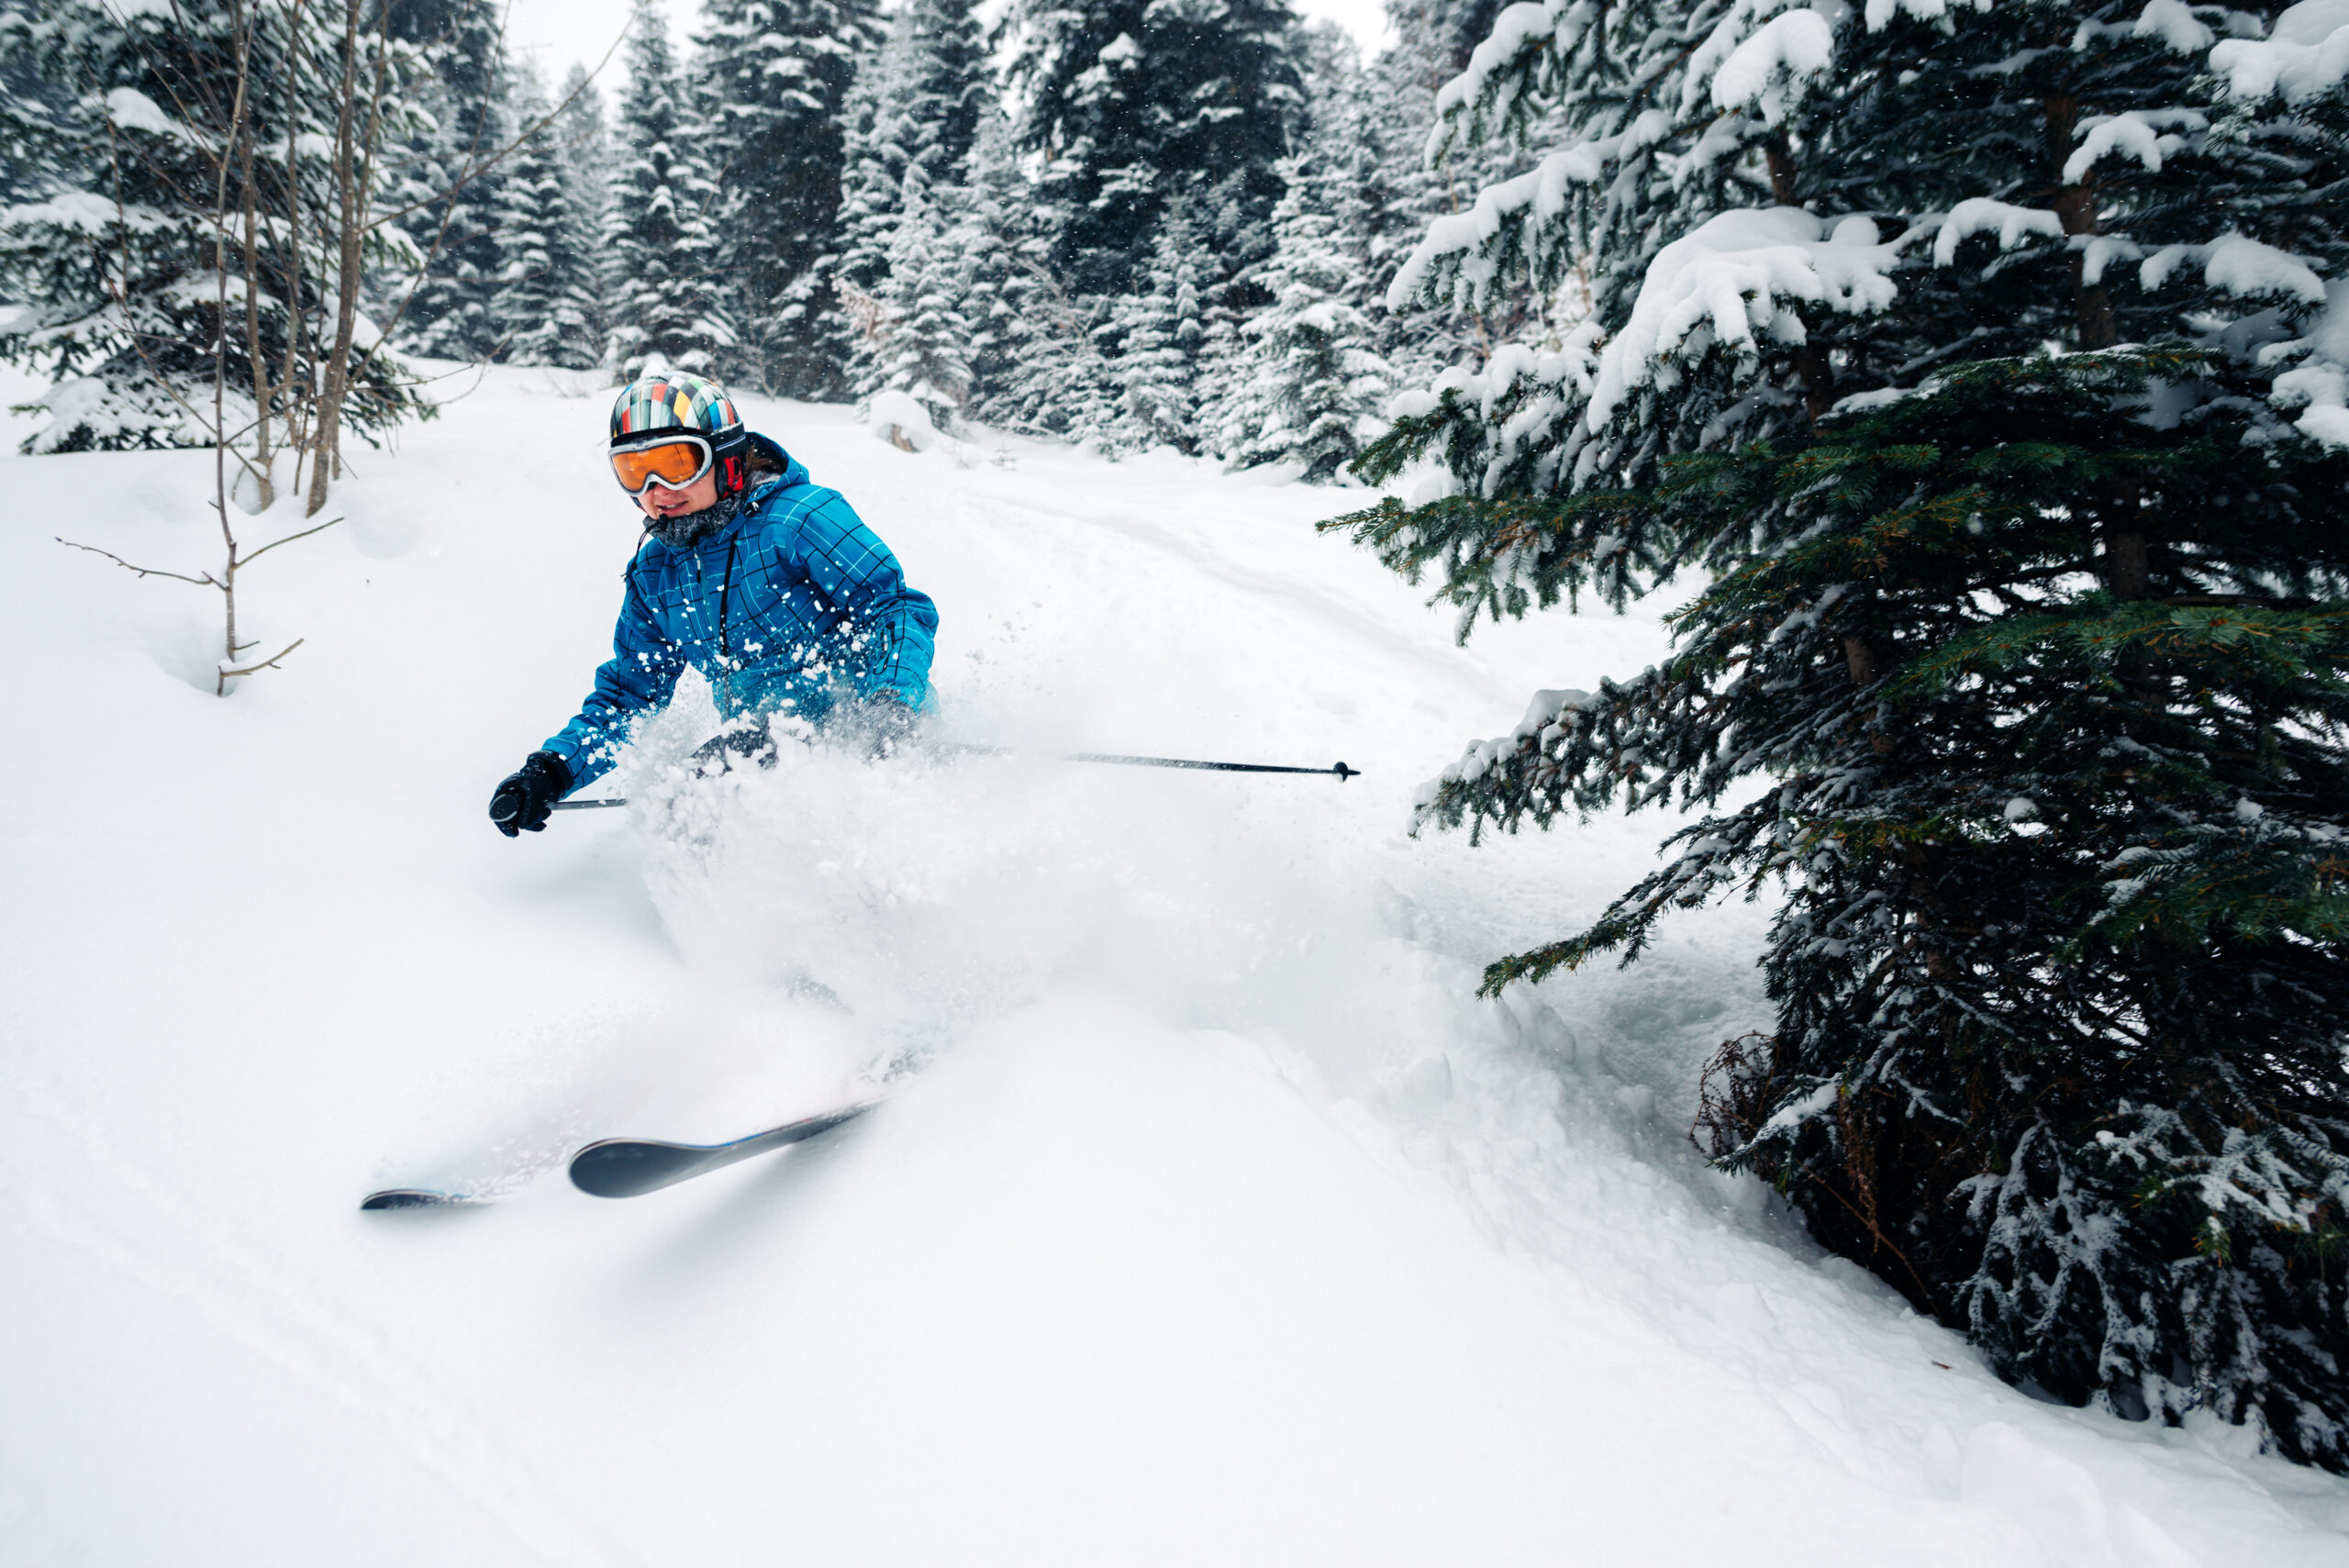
[488,373,939,838]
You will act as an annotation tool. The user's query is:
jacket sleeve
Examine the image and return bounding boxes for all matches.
[541,560,687,789]
[784,492,938,708]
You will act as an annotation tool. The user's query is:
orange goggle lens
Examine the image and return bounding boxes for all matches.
[610,437,713,494]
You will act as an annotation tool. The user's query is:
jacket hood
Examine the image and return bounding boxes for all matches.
[744,431,807,495]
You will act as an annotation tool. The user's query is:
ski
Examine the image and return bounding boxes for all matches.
[568,1100,882,1199]
[360,1187,487,1211]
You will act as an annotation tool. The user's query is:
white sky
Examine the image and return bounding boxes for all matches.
[502,0,1394,90]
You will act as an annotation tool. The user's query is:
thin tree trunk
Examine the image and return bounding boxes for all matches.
[2043,94,2119,353]
[2043,93,2148,606]
[306,0,371,517]
[215,1,258,677]
[1765,138,1836,420]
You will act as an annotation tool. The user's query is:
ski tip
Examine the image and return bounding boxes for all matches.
[568,1139,702,1200]
[361,1188,471,1211]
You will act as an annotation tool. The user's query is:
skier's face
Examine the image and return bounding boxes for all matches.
[637,470,719,520]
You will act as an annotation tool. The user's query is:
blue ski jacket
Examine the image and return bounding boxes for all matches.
[542,440,938,791]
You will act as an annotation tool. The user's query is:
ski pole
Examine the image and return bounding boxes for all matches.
[549,748,1359,810]
[931,744,1360,779]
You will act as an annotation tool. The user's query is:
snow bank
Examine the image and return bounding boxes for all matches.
[868,386,938,451]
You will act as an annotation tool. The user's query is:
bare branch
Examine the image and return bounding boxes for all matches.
[217,636,305,694]
[55,537,219,589]
[237,514,343,568]
[361,23,629,230]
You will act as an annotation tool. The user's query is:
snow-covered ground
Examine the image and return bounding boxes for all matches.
[3,364,2345,1566]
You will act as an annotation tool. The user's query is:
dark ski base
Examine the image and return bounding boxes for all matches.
[569,1101,881,1199]
[361,1187,484,1211]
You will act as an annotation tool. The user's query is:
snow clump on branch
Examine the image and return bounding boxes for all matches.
[1588,208,1908,427]
[2209,0,2349,103]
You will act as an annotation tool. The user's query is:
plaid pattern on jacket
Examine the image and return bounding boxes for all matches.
[542,443,938,789]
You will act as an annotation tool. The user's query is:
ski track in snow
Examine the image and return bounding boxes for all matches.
[0,1062,615,1564]
[2,364,2346,1564]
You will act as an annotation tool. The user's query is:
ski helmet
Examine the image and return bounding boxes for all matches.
[609,372,752,497]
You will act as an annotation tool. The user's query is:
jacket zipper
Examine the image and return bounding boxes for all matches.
[716,536,740,665]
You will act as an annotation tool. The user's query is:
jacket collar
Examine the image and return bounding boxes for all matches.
[638,434,809,553]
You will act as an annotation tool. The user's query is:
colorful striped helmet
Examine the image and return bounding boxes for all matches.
[610,371,741,444]
[609,371,752,496]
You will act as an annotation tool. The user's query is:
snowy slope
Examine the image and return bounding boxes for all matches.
[2,364,2345,1566]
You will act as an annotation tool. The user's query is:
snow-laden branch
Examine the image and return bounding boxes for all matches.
[1589,208,1911,427]
[2142,233,2327,302]
[1932,199,2064,266]
[2209,0,2349,102]
[2272,282,2349,448]
[1694,6,1838,127]
[1389,113,1671,311]
[2061,108,2207,183]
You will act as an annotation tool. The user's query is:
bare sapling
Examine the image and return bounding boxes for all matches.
[52,0,621,695]
[55,0,343,695]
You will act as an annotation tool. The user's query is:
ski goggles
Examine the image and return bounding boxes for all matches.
[609,431,716,495]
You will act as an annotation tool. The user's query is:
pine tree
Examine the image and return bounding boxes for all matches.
[0,0,418,451]
[836,0,991,300]
[604,4,736,380]
[1006,0,1304,297]
[952,105,1113,439]
[396,1,516,363]
[1340,0,2349,1466]
[492,73,601,370]
[1109,201,1206,453]
[551,64,611,360]
[692,0,878,396]
[1360,7,1501,389]
[1223,150,1389,479]
[863,165,974,428]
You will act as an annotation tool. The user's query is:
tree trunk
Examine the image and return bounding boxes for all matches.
[1765,138,1837,419]
[2043,95,2118,352]
[2045,94,2148,604]
[306,0,366,517]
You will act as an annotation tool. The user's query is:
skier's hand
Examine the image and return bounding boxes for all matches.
[685,724,778,774]
[488,751,571,838]
[841,692,921,760]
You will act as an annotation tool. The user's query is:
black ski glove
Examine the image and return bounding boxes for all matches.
[489,751,571,838]
[841,692,920,760]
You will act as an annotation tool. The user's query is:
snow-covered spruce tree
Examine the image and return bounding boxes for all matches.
[1220,142,1392,477]
[492,74,603,371]
[395,1,517,363]
[0,0,418,455]
[692,0,878,395]
[836,0,991,302]
[1110,201,1208,451]
[1337,0,2349,1464]
[604,4,737,381]
[861,165,974,428]
[951,106,1120,439]
[1007,0,1305,296]
[552,64,612,360]
[1361,4,1520,388]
